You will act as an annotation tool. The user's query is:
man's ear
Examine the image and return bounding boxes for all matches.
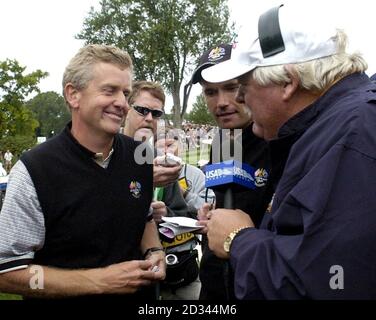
[282,65,300,101]
[64,83,80,110]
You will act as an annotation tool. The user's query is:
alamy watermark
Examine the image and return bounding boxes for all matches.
[29,265,44,290]
[329,265,344,290]
[133,124,244,165]
[27,264,344,292]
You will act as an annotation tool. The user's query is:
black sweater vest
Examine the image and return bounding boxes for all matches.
[21,126,153,269]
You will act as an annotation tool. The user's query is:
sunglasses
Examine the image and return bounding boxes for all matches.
[132,105,164,118]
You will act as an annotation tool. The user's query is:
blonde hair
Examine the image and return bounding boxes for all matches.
[252,30,368,93]
[63,44,133,102]
[129,81,165,106]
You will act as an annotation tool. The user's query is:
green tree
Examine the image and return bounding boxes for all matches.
[0,135,36,161]
[76,0,233,127]
[27,91,71,137]
[186,93,216,125]
[0,59,48,138]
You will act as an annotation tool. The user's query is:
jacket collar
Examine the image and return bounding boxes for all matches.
[277,72,371,139]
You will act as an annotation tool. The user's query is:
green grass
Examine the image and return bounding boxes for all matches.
[0,293,22,300]
[181,147,210,166]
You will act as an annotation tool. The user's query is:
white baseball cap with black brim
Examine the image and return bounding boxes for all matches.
[201,4,339,83]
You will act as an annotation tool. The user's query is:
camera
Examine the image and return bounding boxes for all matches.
[165,254,179,265]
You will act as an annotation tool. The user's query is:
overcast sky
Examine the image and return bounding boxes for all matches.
[1,0,375,111]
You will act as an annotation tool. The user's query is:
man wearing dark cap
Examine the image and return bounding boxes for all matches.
[192,44,274,300]
[203,4,376,299]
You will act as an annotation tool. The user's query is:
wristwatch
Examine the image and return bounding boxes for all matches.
[223,227,250,253]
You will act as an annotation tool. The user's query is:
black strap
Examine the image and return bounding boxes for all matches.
[258,4,285,58]
[143,247,164,259]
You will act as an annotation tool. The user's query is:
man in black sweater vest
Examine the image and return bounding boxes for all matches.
[0,44,165,299]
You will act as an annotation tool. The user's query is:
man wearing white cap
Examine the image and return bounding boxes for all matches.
[202,4,376,299]
[191,44,274,300]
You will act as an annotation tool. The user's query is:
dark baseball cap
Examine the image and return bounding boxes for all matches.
[190,44,233,84]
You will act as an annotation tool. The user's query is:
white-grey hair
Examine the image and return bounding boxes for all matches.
[252,29,368,93]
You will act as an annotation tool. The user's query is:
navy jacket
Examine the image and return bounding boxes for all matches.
[231,73,376,299]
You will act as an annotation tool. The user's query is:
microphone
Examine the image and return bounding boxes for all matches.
[204,130,255,300]
[205,160,255,208]
[205,129,255,209]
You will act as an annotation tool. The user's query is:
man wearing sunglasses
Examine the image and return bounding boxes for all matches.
[124,81,181,188]
[133,105,164,118]
[123,81,201,299]
[124,81,187,227]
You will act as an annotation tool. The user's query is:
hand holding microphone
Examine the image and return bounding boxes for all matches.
[204,130,256,260]
[205,131,255,209]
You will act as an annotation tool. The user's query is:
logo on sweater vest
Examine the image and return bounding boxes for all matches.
[129,181,142,198]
